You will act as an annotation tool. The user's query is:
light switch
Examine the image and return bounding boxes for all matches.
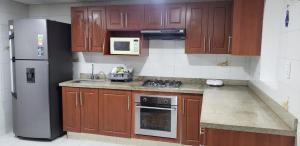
[284,61,291,79]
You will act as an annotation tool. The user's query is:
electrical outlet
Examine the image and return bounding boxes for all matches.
[284,61,291,79]
[282,97,289,111]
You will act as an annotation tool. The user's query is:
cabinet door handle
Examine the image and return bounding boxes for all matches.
[80,92,83,106]
[228,35,232,53]
[208,37,212,53]
[182,99,185,114]
[203,37,206,52]
[89,36,92,51]
[125,13,128,27]
[75,92,78,108]
[127,96,130,111]
[160,12,163,27]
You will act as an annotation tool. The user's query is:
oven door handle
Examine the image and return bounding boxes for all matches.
[135,105,177,111]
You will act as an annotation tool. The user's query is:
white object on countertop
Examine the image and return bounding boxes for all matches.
[206,80,224,87]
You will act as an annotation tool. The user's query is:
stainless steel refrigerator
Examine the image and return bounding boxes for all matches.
[9,19,73,140]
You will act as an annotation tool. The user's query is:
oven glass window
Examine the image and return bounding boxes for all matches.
[140,108,171,132]
[114,41,130,51]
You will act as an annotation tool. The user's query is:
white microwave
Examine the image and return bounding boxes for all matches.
[110,37,140,55]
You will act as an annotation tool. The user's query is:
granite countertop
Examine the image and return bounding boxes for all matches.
[59,79,296,137]
[201,86,296,136]
[59,79,205,94]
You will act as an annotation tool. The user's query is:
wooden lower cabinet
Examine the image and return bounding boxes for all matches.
[62,87,81,132]
[80,88,99,134]
[203,128,295,146]
[62,87,99,134]
[181,95,203,145]
[101,90,132,138]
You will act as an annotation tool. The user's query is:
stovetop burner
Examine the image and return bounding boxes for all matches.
[142,79,182,88]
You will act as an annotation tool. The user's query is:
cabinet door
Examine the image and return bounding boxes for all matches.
[231,0,264,55]
[71,7,88,52]
[123,5,144,30]
[165,4,186,29]
[205,128,295,146]
[102,90,131,138]
[181,95,202,145]
[185,3,209,54]
[106,6,124,30]
[144,5,165,29]
[62,87,81,132]
[207,2,232,54]
[88,7,106,52]
[80,88,99,134]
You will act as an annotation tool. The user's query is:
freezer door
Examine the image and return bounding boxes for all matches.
[14,19,48,60]
[14,60,51,138]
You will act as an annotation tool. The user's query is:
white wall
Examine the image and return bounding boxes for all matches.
[29,3,251,80]
[0,0,28,135]
[250,0,300,143]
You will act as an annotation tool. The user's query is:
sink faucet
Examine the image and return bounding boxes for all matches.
[91,64,95,80]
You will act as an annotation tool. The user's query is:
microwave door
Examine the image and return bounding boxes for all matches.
[115,41,130,51]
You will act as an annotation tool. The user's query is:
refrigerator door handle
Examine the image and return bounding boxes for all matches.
[9,24,17,98]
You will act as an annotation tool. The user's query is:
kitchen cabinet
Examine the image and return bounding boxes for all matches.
[186,2,232,54]
[202,128,295,146]
[101,90,132,138]
[71,7,106,52]
[144,4,186,29]
[62,87,81,132]
[80,88,99,134]
[106,5,144,30]
[231,0,264,55]
[62,87,99,134]
[181,95,202,145]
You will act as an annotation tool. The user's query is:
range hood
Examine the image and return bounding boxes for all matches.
[141,29,185,40]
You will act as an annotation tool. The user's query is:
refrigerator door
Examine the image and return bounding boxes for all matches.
[14,19,48,60]
[14,60,51,138]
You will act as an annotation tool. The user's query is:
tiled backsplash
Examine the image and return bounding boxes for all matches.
[0,0,28,135]
[73,40,251,80]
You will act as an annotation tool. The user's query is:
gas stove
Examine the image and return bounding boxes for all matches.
[142,79,182,88]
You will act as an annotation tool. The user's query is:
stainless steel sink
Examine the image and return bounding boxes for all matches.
[72,80,105,84]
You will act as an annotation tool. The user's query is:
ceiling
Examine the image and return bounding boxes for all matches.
[12,0,110,4]
[12,0,225,5]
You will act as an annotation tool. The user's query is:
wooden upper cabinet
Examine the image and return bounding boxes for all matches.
[80,88,99,134]
[71,7,106,52]
[144,4,186,29]
[231,0,264,55]
[185,2,232,54]
[208,2,232,54]
[106,6,124,30]
[185,3,208,54]
[71,7,88,52]
[106,5,144,30]
[62,87,81,132]
[124,5,144,30]
[144,5,165,29]
[102,90,131,138]
[88,7,106,52]
[165,4,186,29]
[181,95,202,145]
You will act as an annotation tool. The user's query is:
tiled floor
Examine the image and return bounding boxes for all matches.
[0,133,183,146]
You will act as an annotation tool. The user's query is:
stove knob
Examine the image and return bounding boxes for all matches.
[163,99,168,104]
[142,98,147,102]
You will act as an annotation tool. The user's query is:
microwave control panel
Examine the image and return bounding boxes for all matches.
[133,39,140,53]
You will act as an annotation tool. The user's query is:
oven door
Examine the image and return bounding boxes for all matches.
[135,104,177,138]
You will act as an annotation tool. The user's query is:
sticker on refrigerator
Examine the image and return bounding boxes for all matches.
[37,34,44,46]
[37,46,45,56]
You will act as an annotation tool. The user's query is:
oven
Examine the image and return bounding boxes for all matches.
[135,94,178,138]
